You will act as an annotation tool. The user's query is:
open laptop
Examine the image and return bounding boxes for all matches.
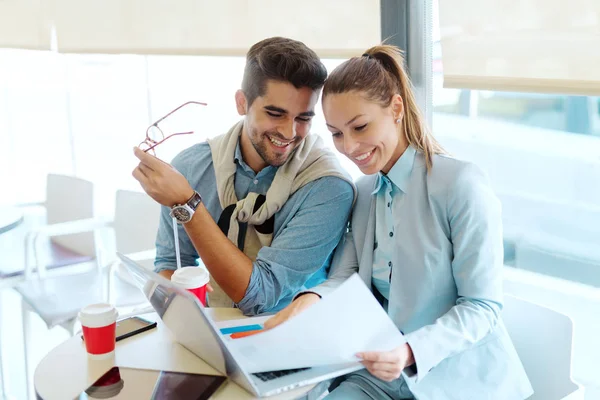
[118,253,363,398]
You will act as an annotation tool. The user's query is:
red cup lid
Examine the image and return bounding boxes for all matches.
[171,267,209,289]
[78,303,118,328]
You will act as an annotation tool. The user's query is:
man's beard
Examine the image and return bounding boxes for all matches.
[250,129,300,167]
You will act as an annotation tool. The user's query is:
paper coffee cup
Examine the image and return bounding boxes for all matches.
[171,267,209,306]
[78,303,119,358]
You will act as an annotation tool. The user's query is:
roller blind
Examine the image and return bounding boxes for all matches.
[438,0,600,95]
[0,0,52,50]
[0,0,381,58]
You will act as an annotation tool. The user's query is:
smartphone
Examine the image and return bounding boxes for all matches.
[115,316,157,341]
[81,316,157,342]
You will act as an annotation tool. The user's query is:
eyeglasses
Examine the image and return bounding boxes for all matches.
[139,101,207,155]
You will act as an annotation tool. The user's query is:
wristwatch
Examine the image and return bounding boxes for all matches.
[170,191,202,224]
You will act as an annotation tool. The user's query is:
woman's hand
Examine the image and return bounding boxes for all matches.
[357,343,415,382]
[263,293,321,330]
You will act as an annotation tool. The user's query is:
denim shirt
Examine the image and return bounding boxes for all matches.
[154,139,354,315]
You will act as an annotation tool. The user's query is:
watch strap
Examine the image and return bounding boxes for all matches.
[186,191,202,211]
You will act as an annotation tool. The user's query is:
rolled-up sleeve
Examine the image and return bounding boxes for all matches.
[236,177,354,315]
[403,163,504,383]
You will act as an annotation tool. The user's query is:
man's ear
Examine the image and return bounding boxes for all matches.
[235,90,248,116]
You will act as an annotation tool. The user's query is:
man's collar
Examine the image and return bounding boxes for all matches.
[233,139,244,165]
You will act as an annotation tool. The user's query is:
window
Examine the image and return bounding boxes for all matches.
[432,0,600,288]
[0,50,355,213]
[0,49,73,206]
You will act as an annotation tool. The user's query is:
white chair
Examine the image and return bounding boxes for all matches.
[13,174,102,282]
[504,267,600,395]
[15,189,161,399]
[0,174,101,283]
[106,189,161,306]
[16,189,160,329]
[503,294,585,399]
[15,174,107,334]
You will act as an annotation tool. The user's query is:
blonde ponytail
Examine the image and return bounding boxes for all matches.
[324,44,446,171]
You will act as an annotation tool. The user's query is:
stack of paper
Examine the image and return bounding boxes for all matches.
[227,274,405,373]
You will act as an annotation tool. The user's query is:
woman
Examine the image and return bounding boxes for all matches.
[265,45,533,399]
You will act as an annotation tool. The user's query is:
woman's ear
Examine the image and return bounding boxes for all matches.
[391,94,404,123]
[235,90,248,116]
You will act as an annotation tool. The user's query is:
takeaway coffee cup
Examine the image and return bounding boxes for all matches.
[171,267,210,306]
[78,303,119,358]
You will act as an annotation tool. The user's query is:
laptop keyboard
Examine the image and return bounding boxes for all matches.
[253,367,310,382]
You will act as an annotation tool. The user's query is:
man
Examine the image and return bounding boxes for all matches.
[133,37,354,315]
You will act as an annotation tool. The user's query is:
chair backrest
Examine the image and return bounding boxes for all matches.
[113,190,161,255]
[503,294,580,399]
[45,173,95,256]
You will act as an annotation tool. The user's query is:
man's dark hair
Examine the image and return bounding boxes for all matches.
[241,37,327,107]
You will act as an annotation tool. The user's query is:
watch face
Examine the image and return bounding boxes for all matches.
[172,206,191,222]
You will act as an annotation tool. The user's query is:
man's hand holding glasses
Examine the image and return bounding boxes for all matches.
[133,101,206,207]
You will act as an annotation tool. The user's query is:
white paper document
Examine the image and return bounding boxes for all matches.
[227,274,405,373]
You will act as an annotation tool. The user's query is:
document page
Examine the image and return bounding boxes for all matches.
[226,274,405,373]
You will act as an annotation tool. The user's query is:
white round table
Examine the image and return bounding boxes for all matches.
[34,308,320,400]
[0,206,23,235]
